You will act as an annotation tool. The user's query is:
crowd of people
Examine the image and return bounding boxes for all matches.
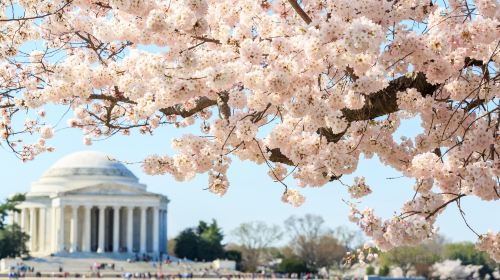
[6,262,39,278]
[5,258,238,279]
[5,271,334,279]
[4,256,323,279]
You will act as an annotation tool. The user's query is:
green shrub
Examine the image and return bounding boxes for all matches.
[366,265,375,275]
[378,265,390,276]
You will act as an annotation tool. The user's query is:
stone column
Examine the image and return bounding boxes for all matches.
[82,206,91,252]
[97,206,105,253]
[38,208,46,253]
[20,209,26,231]
[159,210,164,253]
[19,208,26,231]
[140,207,147,253]
[113,206,120,253]
[164,208,168,253]
[8,211,14,225]
[29,208,36,252]
[57,206,65,252]
[52,206,58,252]
[70,206,78,252]
[12,211,18,225]
[45,207,52,252]
[153,207,159,255]
[51,207,56,252]
[127,207,134,253]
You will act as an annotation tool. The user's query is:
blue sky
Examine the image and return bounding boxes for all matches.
[1,112,498,244]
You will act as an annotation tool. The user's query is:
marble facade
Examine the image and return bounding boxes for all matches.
[8,151,169,256]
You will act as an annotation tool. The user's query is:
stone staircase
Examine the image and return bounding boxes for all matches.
[0,254,215,275]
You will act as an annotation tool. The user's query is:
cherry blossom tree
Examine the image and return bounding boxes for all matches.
[0,0,498,261]
[431,259,483,279]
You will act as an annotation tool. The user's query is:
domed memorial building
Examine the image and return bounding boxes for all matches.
[8,151,169,257]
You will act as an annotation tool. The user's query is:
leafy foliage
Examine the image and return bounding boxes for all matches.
[197,220,225,261]
[0,193,25,230]
[378,265,390,276]
[174,228,200,260]
[224,249,242,263]
[173,220,225,261]
[276,257,311,274]
[0,224,30,259]
[224,249,243,271]
[365,265,375,275]
[0,194,29,258]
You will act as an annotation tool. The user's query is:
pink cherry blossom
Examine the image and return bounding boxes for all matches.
[0,0,498,261]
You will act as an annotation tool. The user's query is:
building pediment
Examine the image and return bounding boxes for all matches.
[60,183,150,196]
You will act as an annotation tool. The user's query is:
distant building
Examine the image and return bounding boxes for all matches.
[212,259,237,270]
[8,151,169,256]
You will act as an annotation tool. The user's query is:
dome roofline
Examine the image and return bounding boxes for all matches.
[30,151,143,194]
[42,166,137,179]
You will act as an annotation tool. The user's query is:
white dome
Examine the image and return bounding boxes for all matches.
[43,151,137,179]
[50,151,126,169]
[30,151,145,195]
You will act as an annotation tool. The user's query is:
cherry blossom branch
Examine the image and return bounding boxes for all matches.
[192,36,221,44]
[342,72,439,122]
[254,138,289,192]
[268,147,294,165]
[302,72,438,146]
[0,104,14,109]
[89,92,218,120]
[287,0,312,24]
[216,92,231,120]
[270,59,486,166]
[159,97,217,118]
[0,1,72,22]
[424,194,465,220]
[456,199,481,237]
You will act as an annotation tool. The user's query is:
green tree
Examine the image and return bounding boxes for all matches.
[366,265,375,275]
[276,257,310,274]
[378,265,390,276]
[0,224,30,258]
[174,228,201,260]
[173,220,225,261]
[197,220,225,261]
[0,193,25,230]
[224,249,243,270]
[0,193,29,258]
[224,249,242,263]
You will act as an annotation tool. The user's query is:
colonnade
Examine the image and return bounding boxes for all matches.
[12,205,168,255]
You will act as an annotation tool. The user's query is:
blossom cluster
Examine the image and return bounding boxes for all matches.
[281,189,306,208]
[349,206,437,252]
[476,232,500,263]
[348,177,372,199]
